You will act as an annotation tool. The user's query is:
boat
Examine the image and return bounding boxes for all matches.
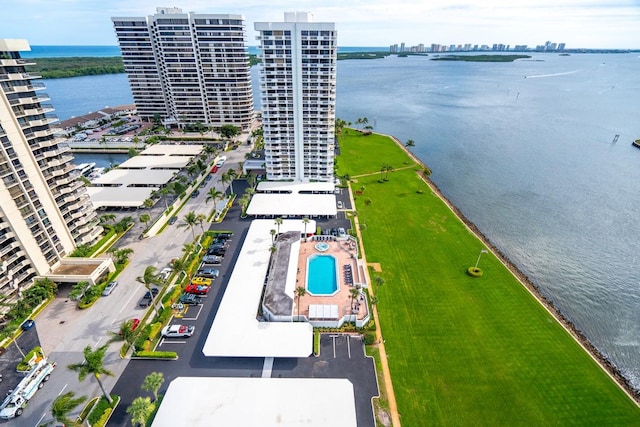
[632,139,640,149]
[72,162,96,177]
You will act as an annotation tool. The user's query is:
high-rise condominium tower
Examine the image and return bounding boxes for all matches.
[0,39,102,297]
[255,12,337,182]
[112,7,254,130]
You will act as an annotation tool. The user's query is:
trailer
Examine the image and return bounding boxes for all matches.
[0,358,55,419]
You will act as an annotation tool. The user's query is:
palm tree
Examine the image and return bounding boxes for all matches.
[196,213,207,235]
[302,217,310,242]
[108,247,134,265]
[99,213,116,225]
[139,213,151,230]
[50,391,86,427]
[127,397,155,427]
[180,211,198,240]
[206,188,224,220]
[225,169,238,194]
[170,258,189,281]
[182,242,195,259]
[143,198,154,209]
[141,372,165,401]
[136,266,163,314]
[295,286,307,320]
[238,193,251,216]
[67,344,114,405]
[274,217,283,237]
[350,286,361,312]
[109,319,138,347]
[362,198,372,228]
[270,229,276,244]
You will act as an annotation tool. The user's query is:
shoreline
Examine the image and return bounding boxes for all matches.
[384,132,640,404]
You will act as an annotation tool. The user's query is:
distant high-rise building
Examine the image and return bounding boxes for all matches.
[390,44,398,53]
[0,39,102,296]
[400,42,405,53]
[557,43,566,51]
[255,12,337,182]
[112,7,254,130]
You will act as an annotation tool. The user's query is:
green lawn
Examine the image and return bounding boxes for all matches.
[338,131,640,426]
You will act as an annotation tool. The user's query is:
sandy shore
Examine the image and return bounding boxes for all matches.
[384,133,640,404]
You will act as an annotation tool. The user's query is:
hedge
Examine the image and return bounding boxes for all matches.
[134,351,178,359]
[87,395,119,425]
[16,346,43,372]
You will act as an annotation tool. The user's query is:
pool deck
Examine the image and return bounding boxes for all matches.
[296,238,368,321]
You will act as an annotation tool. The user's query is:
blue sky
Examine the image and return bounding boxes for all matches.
[2,0,639,48]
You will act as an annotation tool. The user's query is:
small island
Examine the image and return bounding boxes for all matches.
[431,54,531,62]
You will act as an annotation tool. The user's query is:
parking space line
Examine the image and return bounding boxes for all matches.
[347,335,352,359]
[331,335,338,358]
[159,340,187,344]
[182,305,203,321]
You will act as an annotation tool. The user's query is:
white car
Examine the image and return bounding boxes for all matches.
[337,200,343,209]
[158,267,173,281]
[161,324,195,338]
[215,156,227,167]
[101,281,118,296]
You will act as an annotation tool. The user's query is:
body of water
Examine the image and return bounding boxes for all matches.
[36,47,640,390]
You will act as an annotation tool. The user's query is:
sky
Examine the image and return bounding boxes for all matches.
[2,0,640,49]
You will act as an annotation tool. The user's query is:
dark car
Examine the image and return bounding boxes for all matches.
[206,245,226,256]
[20,319,35,331]
[168,216,177,225]
[191,190,200,198]
[179,293,203,305]
[143,288,159,299]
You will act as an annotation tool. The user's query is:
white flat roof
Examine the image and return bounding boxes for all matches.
[152,377,357,427]
[247,194,337,217]
[202,219,314,358]
[85,187,155,208]
[257,181,335,193]
[118,155,192,169]
[91,169,176,186]
[141,143,203,156]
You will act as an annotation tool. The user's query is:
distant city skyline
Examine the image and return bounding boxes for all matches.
[2,1,639,49]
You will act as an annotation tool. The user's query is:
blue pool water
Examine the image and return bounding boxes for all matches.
[307,255,338,296]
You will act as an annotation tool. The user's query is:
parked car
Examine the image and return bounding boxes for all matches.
[197,268,219,278]
[143,288,159,299]
[191,190,200,198]
[337,227,346,238]
[179,293,203,305]
[158,267,173,281]
[204,175,212,181]
[168,216,177,225]
[161,324,195,338]
[102,280,118,296]
[211,165,219,173]
[337,200,343,209]
[215,156,227,167]
[185,284,210,295]
[120,318,140,336]
[20,319,35,331]
[202,255,223,264]
[206,246,226,256]
[192,277,212,286]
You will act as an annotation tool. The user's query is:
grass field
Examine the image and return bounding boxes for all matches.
[337,130,640,426]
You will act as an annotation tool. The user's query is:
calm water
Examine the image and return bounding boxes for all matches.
[38,48,640,389]
[307,255,338,295]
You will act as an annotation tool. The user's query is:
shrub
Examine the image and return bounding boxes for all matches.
[87,395,118,425]
[147,322,163,341]
[364,332,377,345]
[93,407,112,427]
[466,267,484,277]
[16,346,43,371]
[134,351,178,359]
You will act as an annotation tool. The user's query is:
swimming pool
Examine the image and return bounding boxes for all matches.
[306,254,338,296]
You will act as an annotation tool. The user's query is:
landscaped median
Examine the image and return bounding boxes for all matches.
[337,129,640,426]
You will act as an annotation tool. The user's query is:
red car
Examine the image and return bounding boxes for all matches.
[211,165,219,173]
[120,318,140,336]
[185,284,210,295]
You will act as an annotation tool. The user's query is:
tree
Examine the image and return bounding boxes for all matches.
[302,217,310,242]
[170,258,189,280]
[127,397,155,427]
[99,213,116,225]
[274,217,283,237]
[350,285,361,312]
[270,229,276,244]
[405,139,415,147]
[222,169,238,194]
[108,247,133,265]
[109,318,138,347]
[220,124,239,140]
[180,211,199,240]
[141,372,165,401]
[206,188,224,220]
[69,281,90,301]
[143,198,154,209]
[67,344,114,405]
[295,286,307,320]
[361,198,372,228]
[136,266,163,314]
[139,213,151,230]
[196,213,207,235]
[50,391,86,427]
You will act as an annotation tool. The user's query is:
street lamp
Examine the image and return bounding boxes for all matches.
[474,249,488,270]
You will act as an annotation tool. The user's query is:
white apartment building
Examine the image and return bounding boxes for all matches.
[0,39,102,297]
[255,12,337,182]
[112,7,254,130]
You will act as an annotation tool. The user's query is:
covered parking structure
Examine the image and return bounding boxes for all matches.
[247,182,337,218]
[202,219,314,358]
